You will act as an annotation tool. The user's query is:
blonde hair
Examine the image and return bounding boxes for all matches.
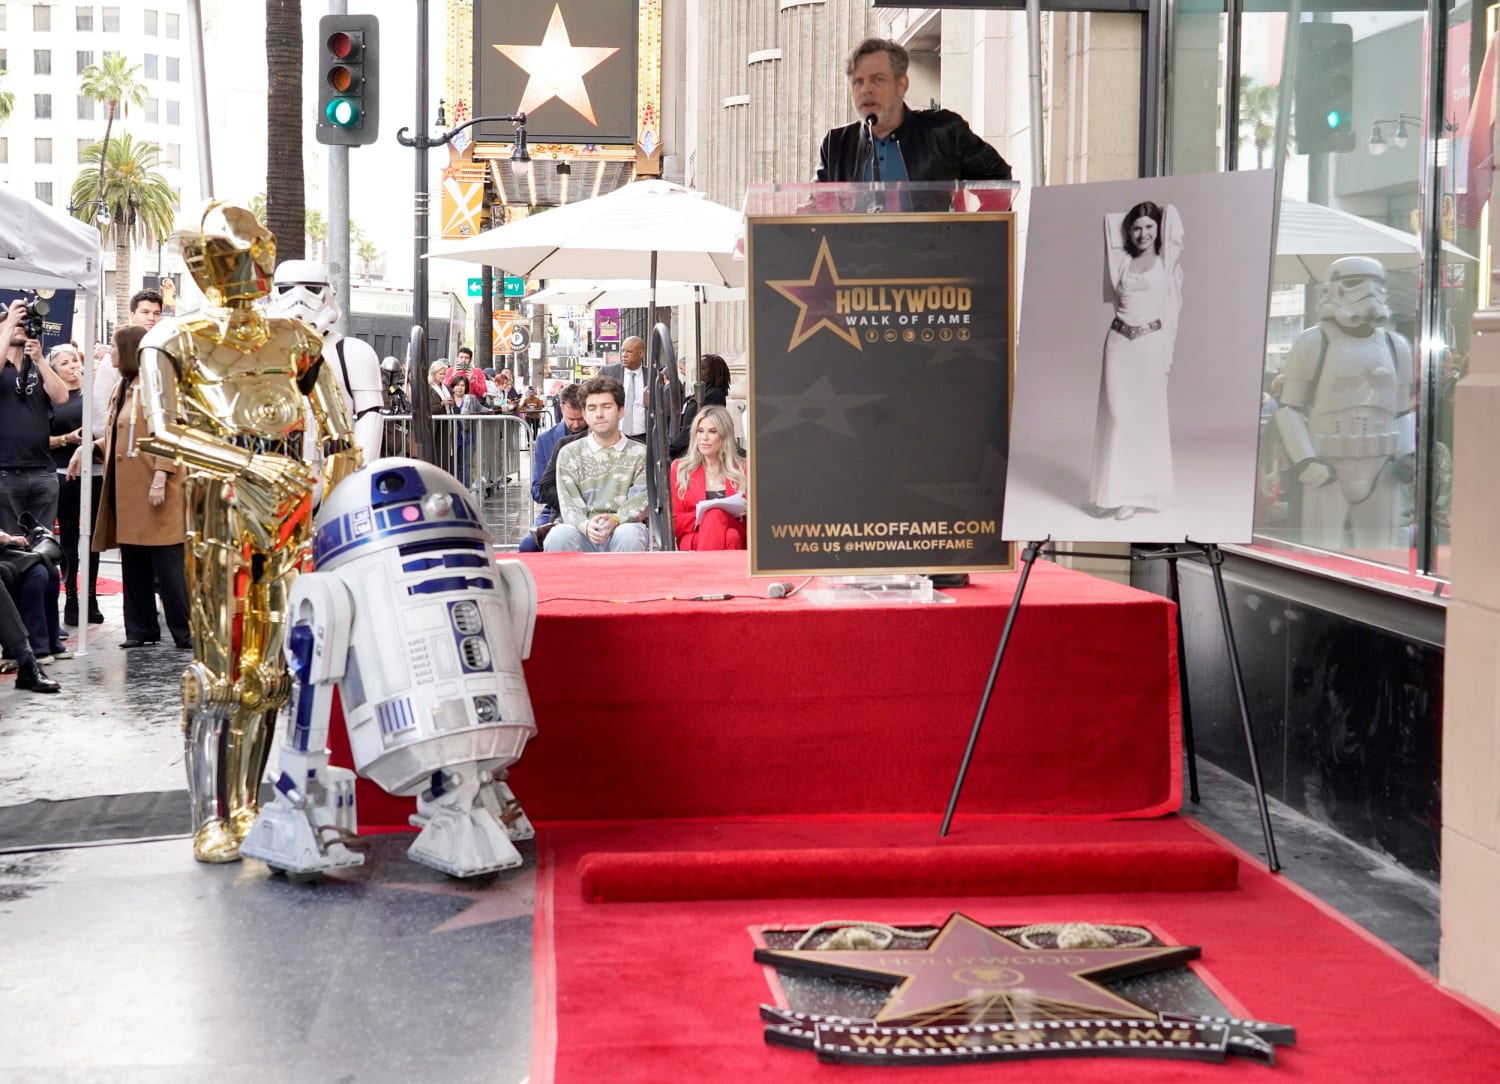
[675,405,745,499]
[428,360,449,384]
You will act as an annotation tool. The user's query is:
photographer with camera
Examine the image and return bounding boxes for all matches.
[1,298,71,536]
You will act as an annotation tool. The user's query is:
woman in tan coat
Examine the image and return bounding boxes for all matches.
[75,325,191,649]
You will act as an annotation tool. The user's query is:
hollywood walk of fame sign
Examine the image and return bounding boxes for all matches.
[755,913,1297,1067]
[746,207,1016,575]
[473,0,639,145]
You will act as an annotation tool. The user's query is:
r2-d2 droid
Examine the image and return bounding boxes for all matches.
[240,457,537,878]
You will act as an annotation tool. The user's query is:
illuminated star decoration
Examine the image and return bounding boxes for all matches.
[756,375,884,439]
[493,4,620,126]
[755,912,1199,1026]
[766,237,864,352]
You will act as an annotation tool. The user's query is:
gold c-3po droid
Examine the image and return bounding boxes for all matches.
[136,203,362,863]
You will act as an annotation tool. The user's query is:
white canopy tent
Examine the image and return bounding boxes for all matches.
[0,183,105,657]
[1274,198,1475,283]
[524,279,745,308]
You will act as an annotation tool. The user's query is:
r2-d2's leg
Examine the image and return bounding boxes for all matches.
[408,761,527,877]
[239,574,364,874]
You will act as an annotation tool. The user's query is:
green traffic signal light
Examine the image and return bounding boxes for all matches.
[327,97,361,128]
[1327,109,1343,130]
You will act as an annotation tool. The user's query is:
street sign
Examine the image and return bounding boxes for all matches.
[507,326,532,352]
[503,276,525,298]
[492,309,519,348]
[467,277,484,298]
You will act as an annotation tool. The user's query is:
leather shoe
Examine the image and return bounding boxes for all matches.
[88,608,105,624]
[16,659,60,693]
[64,600,79,626]
[121,638,160,648]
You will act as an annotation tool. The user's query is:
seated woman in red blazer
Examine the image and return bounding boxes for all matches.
[671,405,747,551]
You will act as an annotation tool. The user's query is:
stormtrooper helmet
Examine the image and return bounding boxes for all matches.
[1318,256,1391,332]
[269,259,341,335]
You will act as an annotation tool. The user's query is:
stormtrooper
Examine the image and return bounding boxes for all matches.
[268,260,386,466]
[1275,256,1415,552]
[239,457,538,878]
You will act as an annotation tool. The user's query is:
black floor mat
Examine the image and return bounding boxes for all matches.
[0,791,192,852]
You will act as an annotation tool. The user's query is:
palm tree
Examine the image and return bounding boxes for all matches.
[250,192,268,226]
[266,0,305,262]
[356,237,381,280]
[71,134,178,327]
[1239,77,1279,170]
[0,70,15,129]
[305,209,328,265]
[79,54,148,208]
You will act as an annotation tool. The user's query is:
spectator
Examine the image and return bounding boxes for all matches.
[444,346,489,398]
[543,375,649,553]
[92,289,164,412]
[519,384,587,552]
[0,580,60,692]
[599,337,648,442]
[449,374,487,486]
[0,528,70,661]
[47,344,105,626]
[492,368,522,412]
[518,385,547,438]
[0,300,72,535]
[79,325,192,650]
[671,406,748,551]
[669,353,733,458]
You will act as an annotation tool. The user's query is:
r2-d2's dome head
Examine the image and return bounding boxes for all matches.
[269,259,341,336]
[311,457,491,573]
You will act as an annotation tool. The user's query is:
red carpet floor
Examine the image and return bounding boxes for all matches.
[530,816,1500,1083]
[338,552,1182,827]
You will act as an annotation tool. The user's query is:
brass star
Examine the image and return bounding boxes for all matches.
[493,4,619,126]
[755,912,1198,1027]
[766,237,864,352]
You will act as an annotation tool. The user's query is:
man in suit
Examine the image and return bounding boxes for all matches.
[816,38,1010,185]
[597,336,648,443]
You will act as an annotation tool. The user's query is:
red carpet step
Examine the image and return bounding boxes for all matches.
[578,840,1238,902]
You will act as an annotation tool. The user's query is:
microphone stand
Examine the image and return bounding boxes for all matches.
[863,114,882,212]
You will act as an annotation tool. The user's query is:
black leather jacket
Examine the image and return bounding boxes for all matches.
[815,107,1011,183]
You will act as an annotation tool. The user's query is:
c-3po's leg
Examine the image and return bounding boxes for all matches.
[181,473,307,862]
[181,474,248,862]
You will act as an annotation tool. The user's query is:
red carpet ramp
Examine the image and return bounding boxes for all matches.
[578,840,1238,902]
[531,816,1500,1083]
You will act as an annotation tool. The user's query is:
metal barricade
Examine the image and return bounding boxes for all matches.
[375,411,534,549]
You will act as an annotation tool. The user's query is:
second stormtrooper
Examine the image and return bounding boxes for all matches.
[269,260,386,466]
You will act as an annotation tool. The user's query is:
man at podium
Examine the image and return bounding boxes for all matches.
[815,38,1011,184]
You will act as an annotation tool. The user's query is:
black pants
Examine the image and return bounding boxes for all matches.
[0,584,34,663]
[57,472,102,605]
[119,542,191,646]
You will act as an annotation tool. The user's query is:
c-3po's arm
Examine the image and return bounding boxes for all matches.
[238,572,365,874]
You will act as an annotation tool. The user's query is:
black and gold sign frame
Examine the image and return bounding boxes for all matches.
[747,213,1015,575]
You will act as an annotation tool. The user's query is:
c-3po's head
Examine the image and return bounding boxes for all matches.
[175,201,277,308]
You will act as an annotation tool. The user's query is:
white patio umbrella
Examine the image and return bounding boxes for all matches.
[1274,199,1475,283]
[524,278,745,308]
[428,179,745,294]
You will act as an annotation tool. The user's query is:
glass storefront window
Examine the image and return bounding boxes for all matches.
[1168,0,1477,592]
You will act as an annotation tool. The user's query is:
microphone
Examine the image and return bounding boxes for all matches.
[863,114,882,184]
[767,582,796,599]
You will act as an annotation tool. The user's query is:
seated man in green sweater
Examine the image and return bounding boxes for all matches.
[543,375,650,553]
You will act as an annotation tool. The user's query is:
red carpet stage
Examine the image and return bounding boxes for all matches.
[530,816,1500,1083]
[337,553,1182,826]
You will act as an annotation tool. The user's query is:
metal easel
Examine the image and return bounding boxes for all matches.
[939,538,1280,872]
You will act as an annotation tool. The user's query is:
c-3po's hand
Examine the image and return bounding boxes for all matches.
[233,457,319,547]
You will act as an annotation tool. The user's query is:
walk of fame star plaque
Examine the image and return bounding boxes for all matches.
[754,912,1296,1067]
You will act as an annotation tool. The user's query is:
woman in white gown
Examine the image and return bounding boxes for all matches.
[1087,200,1184,520]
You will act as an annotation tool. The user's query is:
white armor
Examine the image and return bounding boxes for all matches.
[269,259,385,465]
[1274,257,1415,551]
[240,458,539,878]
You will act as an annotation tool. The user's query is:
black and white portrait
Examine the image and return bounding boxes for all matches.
[1003,171,1276,544]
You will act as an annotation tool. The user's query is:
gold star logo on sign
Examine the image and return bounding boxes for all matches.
[493,4,619,126]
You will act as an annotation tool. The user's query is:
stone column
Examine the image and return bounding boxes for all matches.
[1439,276,1500,1016]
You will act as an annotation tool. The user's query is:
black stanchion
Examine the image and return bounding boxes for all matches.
[940,539,1280,872]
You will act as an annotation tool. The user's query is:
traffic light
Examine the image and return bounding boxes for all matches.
[1295,22,1355,154]
[316,14,380,147]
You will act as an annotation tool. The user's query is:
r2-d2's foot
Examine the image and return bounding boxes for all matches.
[408,791,525,881]
[239,766,365,875]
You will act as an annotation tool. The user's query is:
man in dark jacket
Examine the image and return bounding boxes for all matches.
[816,38,1011,185]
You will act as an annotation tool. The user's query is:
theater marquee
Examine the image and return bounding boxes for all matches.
[747,214,1015,575]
